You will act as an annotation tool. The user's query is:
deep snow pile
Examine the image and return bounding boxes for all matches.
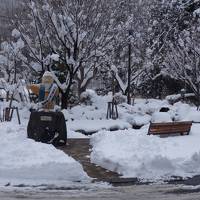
[88,97,200,181]
[63,96,197,135]
[0,115,89,186]
[63,92,133,134]
[90,124,200,181]
[68,119,131,134]
[63,94,172,134]
[63,90,112,121]
[62,92,200,181]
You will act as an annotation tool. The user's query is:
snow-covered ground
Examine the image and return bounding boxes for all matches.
[62,92,200,182]
[1,90,200,186]
[90,124,200,181]
[68,119,131,134]
[86,96,200,181]
[0,102,89,187]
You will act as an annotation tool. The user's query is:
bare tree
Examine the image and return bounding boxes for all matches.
[0,33,29,101]
[15,0,120,108]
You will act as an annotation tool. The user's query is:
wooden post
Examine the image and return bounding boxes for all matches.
[4,108,11,121]
[3,107,21,124]
[0,108,2,122]
[106,100,118,120]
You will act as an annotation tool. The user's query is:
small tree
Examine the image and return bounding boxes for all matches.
[0,31,29,101]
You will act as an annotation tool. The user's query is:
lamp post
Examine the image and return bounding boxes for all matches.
[127,29,133,105]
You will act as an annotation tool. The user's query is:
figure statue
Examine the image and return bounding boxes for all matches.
[27,71,67,146]
[28,71,59,111]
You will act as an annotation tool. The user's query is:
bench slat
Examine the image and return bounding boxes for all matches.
[150,125,191,129]
[148,121,192,136]
[149,121,192,125]
[150,127,191,132]
[150,126,191,132]
[149,129,191,134]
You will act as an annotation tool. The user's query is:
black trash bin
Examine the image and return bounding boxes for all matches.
[27,111,67,146]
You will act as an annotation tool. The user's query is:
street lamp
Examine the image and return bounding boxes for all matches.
[127,29,133,105]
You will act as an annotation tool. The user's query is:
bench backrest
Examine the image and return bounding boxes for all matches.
[148,121,192,135]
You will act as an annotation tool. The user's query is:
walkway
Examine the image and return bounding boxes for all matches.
[58,139,139,185]
[58,139,200,186]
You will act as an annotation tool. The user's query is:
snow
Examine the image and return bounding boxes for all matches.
[194,8,200,15]
[0,106,89,186]
[2,91,200,185]
[85,95,200,181]
[11,29,21,38]
[30,61,42,71]
[184,110,200,122]
[123,114,151,127]
[58,93,200,182]
[50,54,59,61]
[166,93,195,103]
[151,112,172,123]
[67,130,89,138]
[90,124,200,181]
[111,65,128,93]
[174,102,195,121]
[68,119,131,134]
[62,92,111,122]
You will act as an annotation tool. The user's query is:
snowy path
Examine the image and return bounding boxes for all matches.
[58,139,200,187]
[1,184,200,200]
[58,139,121,182]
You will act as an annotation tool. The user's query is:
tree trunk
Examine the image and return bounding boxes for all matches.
[78,86,86,100]
[6,91,9,102]
[197,84,200,111]
[60,72,75,109]
[61,91,69,109]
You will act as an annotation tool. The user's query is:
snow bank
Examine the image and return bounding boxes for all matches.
[63,95,199,135]
[90,124,200,181]
[132,99,170,115]
[0,122,89,186]
[166,93,195,104]
[173,103,192,121]
[184,110,200,122]
[125,114,151,126]
[68,119,131,133]
[67,130,89,138]
[151,112,172,123]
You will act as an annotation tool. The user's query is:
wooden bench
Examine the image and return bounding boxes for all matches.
[148,121,192,136]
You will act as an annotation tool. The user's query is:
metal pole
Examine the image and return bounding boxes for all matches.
[127,35,132,105]
[127,0,132,105]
